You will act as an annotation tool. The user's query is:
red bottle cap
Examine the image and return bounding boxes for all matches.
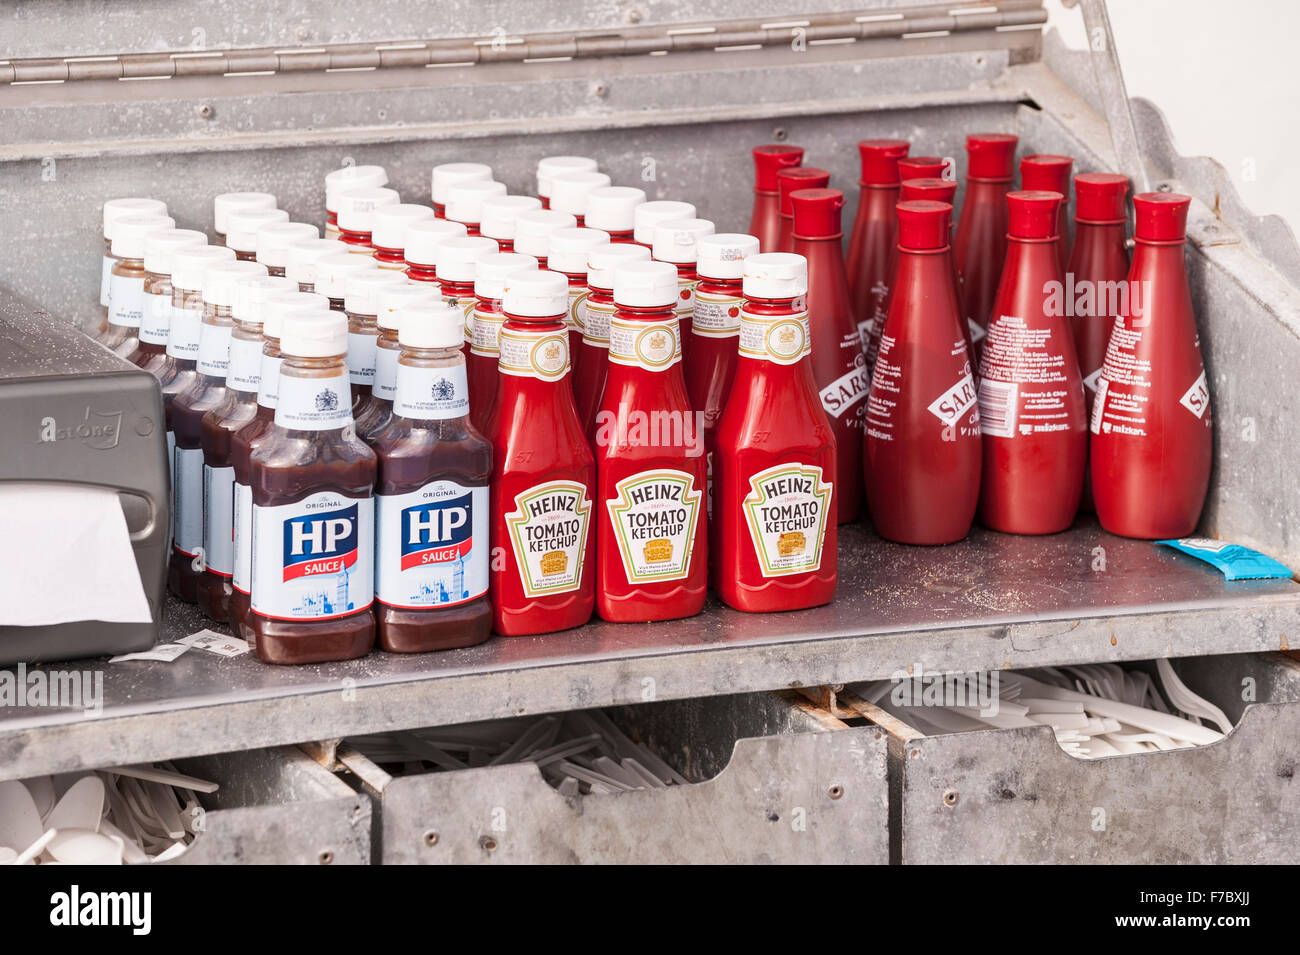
[1074,173,1130,223]
[896,200,952,251]
[965,133,1018,181]
[1020,154,1074,197]
[899,177,957,204]
[898,156,947,180]
[790,188,844,239]
[1133,192,1191,242]
[857,139,910,186]
[1006,190,1064,240]
[777,167,831,216]
[752,144,805,193]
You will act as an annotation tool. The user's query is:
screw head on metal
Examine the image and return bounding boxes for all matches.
[318,849,335,864]
[828,784,844,800]
[197,104,214,119]
[943,790,959,807]
[480,835,498,851]
[423,830,439,847]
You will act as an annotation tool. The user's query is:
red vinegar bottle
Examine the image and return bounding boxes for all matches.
[775,167,830,254]
[1020,154,1074,273]
[845,139,909,364]
[749,145,804,252]
[865,200,980,544]
[714,252,838,613]
[1067,172,1130,511]
[790,188,867,524]
[955,132,1018,359]
[1090,193,1211,539]
[899,177,971,361]
[898,156,947,180]
[976,190,1087,535]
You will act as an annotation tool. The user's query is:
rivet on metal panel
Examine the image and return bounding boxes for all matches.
[772,127,788,142]
[626,8,643,24]
[592,82,609,98]
[318,849,335,864]
[423,830,439,847]
[1157,182,1174,193]
[197,104,214,120]
[943,790,959,807]
[910,749,921,760]
[480,835,498,851]
[828,784,843,800]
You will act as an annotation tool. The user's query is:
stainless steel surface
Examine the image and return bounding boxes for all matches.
[371,693,889,864]
[889,653,1300,864]
[1073,0,1148,193]
[0,519,1295,783]
[167,746,370,864]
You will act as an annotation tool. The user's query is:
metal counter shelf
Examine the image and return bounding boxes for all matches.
[2,516,1296,782]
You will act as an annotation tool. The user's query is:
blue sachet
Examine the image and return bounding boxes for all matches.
[1157,538,1295,581]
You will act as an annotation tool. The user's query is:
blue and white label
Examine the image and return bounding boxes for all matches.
[275,371,352,430]
[250,491,374,620]
[375,482,488,609]
[197,323,233,377]
[393,363,469,420]
[203,464,236,576]
[232,481,253,594]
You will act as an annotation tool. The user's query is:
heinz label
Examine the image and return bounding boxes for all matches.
[569,287,588,334]
[581,299,615,348]
[376,482,488,608]
[505,481,592,597]
[608,316,681,371]
[606,469,701,583]
[250,492,374,619]
[470,307,505,358]
[499,326,570,380]
[742,463,833,577]
[203,464,236,576]
[690,290,742,338]
[738,309,811,365]
[675,275,697,318]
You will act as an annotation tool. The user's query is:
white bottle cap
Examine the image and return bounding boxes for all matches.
[110,214,177,258]
[344,268,407,315]
[262,290,330,339]
[213,192,276,235]
[445,180,508,225]
[316,251,377,299]
[587,243,651,290]
[436,236,500,283]
[697,233,761,280]
[335,186,401,233]
[431,162,493,205]
[547,227,611,275]
[203,259,268,308]
[225,208,290,253]
[281,310,349,358]
[256,222,320,268]
[404,218,469,267]
[398,299,465,349]
[284,237,346,286]
[584,186,647,232]
[325,165,388,213]
[103,198,168,239]
[743,252,808,299]
[475,252,539,300]
[548,172,612,216]
[372,204,435,250]
[513,209,577,258]
[613,260,679,308]
[537,156,599,198]
[633,200,697,245]
[480,195,543,241]
[652,218,715,264]
[378,284,441,331]
[144,228,208,275]
[234,275,297,324]
[171,245,238,291]
[503,270,569,318]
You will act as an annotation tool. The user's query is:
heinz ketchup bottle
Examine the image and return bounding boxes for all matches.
[229,291,330,641]
[651,217,715,365]
[467,252,538,435]
[372,299,492,652]
[714,252,837,612]
[575,243,652,436]
[749,145,804,252]
[865,201,981,544]
[1091,193,1212,539]
[685,232,759,524]
[955,133,1018,358]
[1067,173,1130,511]
[977,190,1087,535]
[791,188,867,524]
[775,167,830,254]
[594,261,708,623]
[845,139,909,363]
[248,310,377,664]
[548,227,611,372]
[1020,154,1074,273]
[488,271,596,635]
[634,201,695,250]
